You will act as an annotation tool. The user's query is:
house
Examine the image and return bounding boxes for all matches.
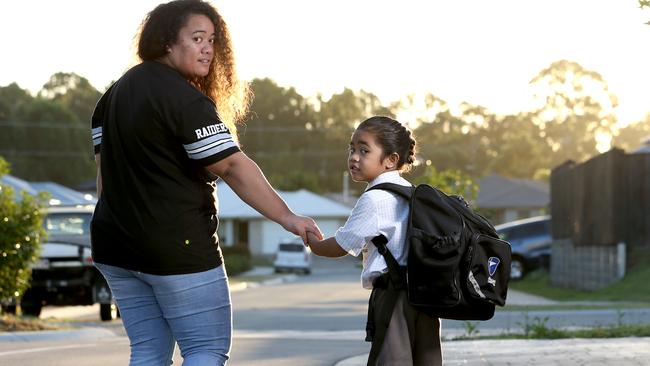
[214,182,352,255]
[1,174,353,256]
[475,174,549,224]
[632,137,650,154]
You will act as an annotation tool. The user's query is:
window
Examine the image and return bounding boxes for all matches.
[44,213,92,236]
[278,243,304,252]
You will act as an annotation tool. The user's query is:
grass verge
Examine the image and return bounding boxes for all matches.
[454,323,650,341]
[510,262,650,303]
[0,314,60,332]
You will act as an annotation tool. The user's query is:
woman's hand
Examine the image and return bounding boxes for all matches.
[282,214,323,245]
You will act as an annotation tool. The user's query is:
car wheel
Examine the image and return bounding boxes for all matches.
[100,303,119,321]
[510,258,526,281]
[1,304,17,315]
[21,302,43,317]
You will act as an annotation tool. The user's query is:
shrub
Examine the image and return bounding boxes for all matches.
[221,244,252,276]
[0,157,47,309]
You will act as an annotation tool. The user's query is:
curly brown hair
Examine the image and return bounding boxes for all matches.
[136,0,250,137]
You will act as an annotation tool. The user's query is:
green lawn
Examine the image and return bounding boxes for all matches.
[453,323,650,340]
[511,262,650,303]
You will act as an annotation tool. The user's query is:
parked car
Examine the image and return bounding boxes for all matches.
[273,238,312,274]
[6,205,118,321]
[494,215,551,280]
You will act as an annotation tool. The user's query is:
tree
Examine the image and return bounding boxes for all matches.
[529,60,618,167]
[612,113,650,152]
[412,165,479,201]
[641,1,650,24]
[269,170,321,192]
[412,102,481,177]
[0,76,97,186]
[312,88,392,192]
[0,83,33,122]
[479,112,552,179]
[38,72,102,124]
[14,99,77,123]
[0,156,47,309]
[239,78,322,189]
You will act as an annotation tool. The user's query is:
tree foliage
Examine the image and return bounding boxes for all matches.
[529,60,618,167]
[412,165,479,201]
[1,57,647,194]
[641,1,650,24]
[39,72,102,124]
[612,113,650,152]
[0,78,97,186]
[0,156,47,304]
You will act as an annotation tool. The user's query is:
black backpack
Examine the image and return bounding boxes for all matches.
[369,183,512,321]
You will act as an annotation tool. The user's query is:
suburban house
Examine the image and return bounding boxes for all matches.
[1,174,353,257]
[214,182,352,256]
[475,174,549,224]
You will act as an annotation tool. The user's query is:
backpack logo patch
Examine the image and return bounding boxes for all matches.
[488,257,500,277]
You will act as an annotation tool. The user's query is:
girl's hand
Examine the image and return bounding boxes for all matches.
[282,214,323,245]
[306,231,321,246]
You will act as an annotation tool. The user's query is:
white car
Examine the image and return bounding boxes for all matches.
[273,238,312,274]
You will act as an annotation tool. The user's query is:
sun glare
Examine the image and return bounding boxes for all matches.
[595,132,613,153]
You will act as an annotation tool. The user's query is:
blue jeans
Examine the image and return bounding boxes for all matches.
[95,263,232,366]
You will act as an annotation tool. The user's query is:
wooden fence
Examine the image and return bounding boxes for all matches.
[550,148,650,249]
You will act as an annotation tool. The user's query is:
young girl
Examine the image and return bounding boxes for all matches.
[307,116,442,366]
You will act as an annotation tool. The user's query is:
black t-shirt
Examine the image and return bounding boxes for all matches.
[90,61,239,275]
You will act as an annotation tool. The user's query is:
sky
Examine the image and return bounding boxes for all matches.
[1,0,649,126]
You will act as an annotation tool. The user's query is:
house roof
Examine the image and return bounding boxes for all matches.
[632,136,650,154]
[475,174,549,209]
[215,181,352,219]
[0,174,353,218]
[0,174,97,206]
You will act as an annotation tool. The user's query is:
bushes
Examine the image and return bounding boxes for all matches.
[221,244,252,276]
[0,157,47,308]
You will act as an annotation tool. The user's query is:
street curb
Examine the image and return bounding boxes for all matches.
[0,270,299,343]
[230,271,298,292]
[335,354,367,366]
[0,327,118,343]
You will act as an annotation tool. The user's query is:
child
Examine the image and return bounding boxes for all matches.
[307,116,442,366]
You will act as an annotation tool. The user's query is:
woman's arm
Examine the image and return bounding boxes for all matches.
[206,151,322,243]
[306,232,348,258]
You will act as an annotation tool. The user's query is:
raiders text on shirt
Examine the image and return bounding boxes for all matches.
[195,122,228,139]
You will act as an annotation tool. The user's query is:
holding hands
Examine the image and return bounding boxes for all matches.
[281,213,323,245]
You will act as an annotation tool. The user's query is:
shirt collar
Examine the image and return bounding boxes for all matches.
[367,171,402,189]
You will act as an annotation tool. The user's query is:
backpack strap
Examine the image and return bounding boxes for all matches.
[367,235,404,366]
[371,235,404,289]
[367,182,414,200]
[366,182,414,288]
[366,183,415,365]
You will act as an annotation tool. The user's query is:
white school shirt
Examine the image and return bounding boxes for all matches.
[334,171,411,289]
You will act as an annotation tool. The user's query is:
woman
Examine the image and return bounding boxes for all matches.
[90,1,322,364]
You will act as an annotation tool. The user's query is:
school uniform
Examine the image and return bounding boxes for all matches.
[335,171,442,366]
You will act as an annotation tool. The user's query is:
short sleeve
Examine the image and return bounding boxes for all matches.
[178,97,240,166]
[91,85,113,154]
[334,193,380,257]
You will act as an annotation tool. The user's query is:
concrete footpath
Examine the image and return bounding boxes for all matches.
[3,267,650,365]
[335,290,650,366]
[335,337,650,365]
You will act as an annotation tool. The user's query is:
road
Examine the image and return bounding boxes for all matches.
[1,256,650,365]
